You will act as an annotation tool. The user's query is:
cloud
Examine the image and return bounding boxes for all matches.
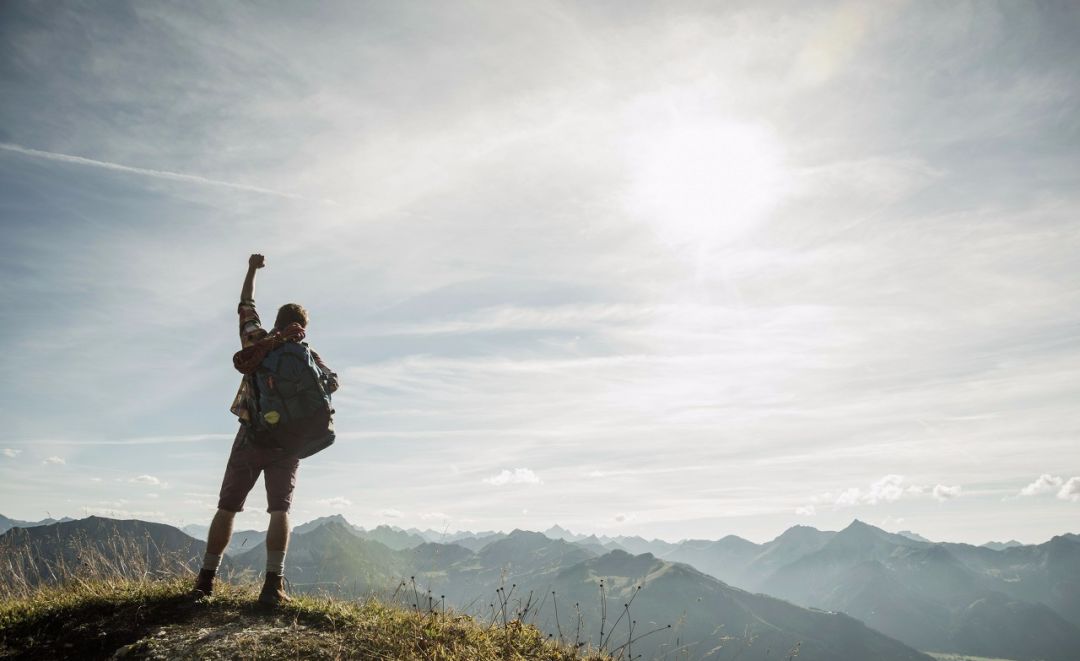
[482,468,542,486]
[584,465,708,479]
[809,475,962,510]
[2,2,1079,543]
[1014,472,1080,502]
[42,456,65,465]
[419,511,449,521]
[7,434,236,447]
[129,475,163,486]
[84,507,164,519]
[377,508,403,519]
[833,487,863,507]
[1058,477,1080,503]
[0,143,310,201]
[1019,474,1064,497]
[317,496,352,509]
[932,484,963,501]
[865,475,906,505]
[2,448,21,458]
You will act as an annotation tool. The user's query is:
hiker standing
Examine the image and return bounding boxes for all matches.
[193,253,339,605]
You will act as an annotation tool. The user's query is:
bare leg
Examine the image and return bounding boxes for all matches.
[207,508,236,556]
[267,510,290,555]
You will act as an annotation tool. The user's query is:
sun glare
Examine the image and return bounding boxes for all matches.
[624,118,788,252]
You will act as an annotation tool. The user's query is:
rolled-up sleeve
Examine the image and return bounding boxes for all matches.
[238,299,266,348]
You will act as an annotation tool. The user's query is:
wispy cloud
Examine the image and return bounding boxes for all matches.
[1,434,234,447]
[483,468,542,486]
[2,1,1078,544]
[84,507,165,519]
[128,475,167,488]
[932,485,963,501]
[42,456,65,465]
[1,449,21,458]
[318,496,353,509]
[0,142,311,201]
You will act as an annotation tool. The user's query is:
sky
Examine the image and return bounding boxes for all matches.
[1,1,1078,545]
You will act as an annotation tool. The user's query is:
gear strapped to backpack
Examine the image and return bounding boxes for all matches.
[251,341,335,459]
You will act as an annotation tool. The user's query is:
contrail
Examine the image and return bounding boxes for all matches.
[2,433,235,446]
[0,142,308,201]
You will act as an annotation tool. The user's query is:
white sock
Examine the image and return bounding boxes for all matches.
[202,553,222,573]
[266,550,286,576]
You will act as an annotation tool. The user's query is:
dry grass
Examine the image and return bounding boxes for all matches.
[0,577,610,660]
[0,529,609,660]
[0,523,197,600]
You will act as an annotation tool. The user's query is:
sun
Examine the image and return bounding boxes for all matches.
[624,117,788,252]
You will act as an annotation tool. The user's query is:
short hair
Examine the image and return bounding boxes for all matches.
[275,303,309,330]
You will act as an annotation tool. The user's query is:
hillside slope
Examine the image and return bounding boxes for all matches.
[760,520,1080,660]
[0,516,205,589]
[0,578,602,660]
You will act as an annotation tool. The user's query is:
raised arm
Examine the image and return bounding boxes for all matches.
[241,253,265,303]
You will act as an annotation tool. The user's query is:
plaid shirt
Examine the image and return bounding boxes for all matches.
[230,299,339,423]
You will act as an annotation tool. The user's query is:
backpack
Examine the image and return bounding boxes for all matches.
[251,341,335,459]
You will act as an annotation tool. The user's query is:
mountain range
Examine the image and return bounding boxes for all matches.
[226,522,929,661]
[0,513,75,535]
[3,513,1077,660]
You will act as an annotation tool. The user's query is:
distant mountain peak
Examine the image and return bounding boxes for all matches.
[836,519,879,537]
[543,524,574,539]
[306,513,351,526]
[717,533,760,550]
[292,514,358,536]
[981,539,1024,551]
[824,519,914,552]
[770,524,830,544]
[508,528,550,540]
[839,519,906,538]
[897,530,933,543]
[304,519,353,536]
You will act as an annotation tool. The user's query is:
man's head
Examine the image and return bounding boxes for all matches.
[274,303,309,331]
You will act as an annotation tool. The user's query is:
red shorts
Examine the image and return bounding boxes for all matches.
[217,428,300,513]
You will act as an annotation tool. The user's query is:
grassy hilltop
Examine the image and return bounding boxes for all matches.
[0,578,604,660]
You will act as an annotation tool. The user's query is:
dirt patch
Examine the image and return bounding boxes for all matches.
[113,617,346,660]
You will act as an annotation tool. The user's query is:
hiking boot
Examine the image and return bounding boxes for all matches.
[192,569,216,597]
[258,572,291,606]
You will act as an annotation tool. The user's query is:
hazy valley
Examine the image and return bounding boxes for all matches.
[3,514,1077,660]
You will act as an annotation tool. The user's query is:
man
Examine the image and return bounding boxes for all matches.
[193,253,339,605]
